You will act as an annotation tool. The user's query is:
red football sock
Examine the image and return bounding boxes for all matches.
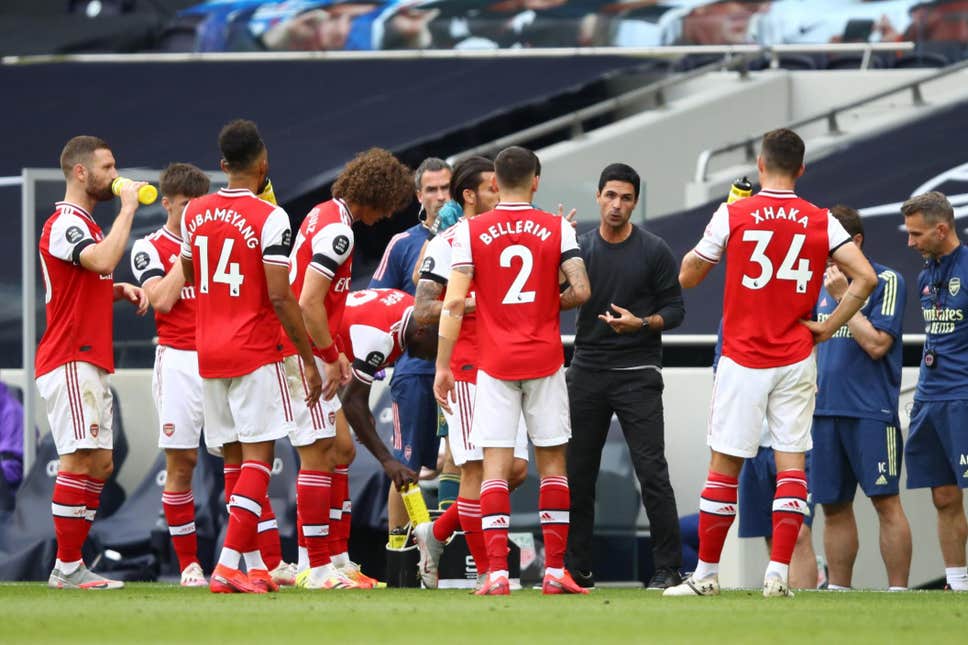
[697,470,738,565]
[297,470,332,568]
[770,469,808,566]
[480,479,510,574]
[457,496,487,575]
[539,476,570,570]
[83,476,104,524]
[51,471,88,563]
[224,461,271,556]
[162,490,198,571]
[257,494,282,570]
[329,465,351,555]
[223,465,241,505]
[432,500,461,542]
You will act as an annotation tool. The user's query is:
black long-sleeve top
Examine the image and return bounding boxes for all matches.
[571,225,685,370]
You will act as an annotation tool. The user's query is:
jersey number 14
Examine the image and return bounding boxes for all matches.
[194,236,244,296]
[741,230,812,293]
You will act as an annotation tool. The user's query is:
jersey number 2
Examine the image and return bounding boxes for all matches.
[500,245,535,304]
[194,236,244,296]
[741,230,812,293]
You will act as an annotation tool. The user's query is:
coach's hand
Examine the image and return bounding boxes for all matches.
[434,369,456,414]
[599,303,643,334]
[382,459,418,491]
[303,361,323,407]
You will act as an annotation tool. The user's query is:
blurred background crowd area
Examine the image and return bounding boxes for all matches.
[2,0,967,58]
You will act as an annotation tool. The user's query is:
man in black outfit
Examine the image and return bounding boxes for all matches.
[566,163,684,590]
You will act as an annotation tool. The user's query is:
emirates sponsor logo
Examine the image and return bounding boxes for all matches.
[163,423,175,437]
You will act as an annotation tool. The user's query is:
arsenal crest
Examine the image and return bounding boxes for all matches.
[950,277,961,297]
[90,423,99,438]
[163,423,175,437]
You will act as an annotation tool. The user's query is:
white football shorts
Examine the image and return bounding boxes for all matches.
[36,360,113,455]
[708,354,816,458]
[445,379,529,465]
[283,354,339,447]
[202,361,295,449]
[152,346,204,450]
[471,368,571,449]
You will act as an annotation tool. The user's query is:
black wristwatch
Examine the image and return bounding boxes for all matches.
[640,316,650,330]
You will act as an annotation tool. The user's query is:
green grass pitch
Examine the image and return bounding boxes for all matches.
[0,584,964,644]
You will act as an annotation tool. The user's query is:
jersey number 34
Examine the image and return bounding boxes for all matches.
[741,230,812,293]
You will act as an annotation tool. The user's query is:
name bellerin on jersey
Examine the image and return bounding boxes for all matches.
[478,219,552,244]
[186,208,261,248]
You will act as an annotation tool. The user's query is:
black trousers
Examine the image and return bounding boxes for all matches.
[565,365,682,573]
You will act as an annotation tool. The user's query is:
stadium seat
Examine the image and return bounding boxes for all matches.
[0,387,128,581]
[892,51,950,68]
[825,54,886,70]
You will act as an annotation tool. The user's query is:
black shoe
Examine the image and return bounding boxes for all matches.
[647,568,682,590]
[572,569,595,589]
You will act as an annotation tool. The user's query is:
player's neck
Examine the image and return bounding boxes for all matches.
[758,174,796,193]
[499,190,533,204]
[226,173,260,194]
[164,216,181,237]
[62,186,96,213]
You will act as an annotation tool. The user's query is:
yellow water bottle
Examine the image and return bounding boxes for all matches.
[258,177,277,205]
[401,482,430,527]
[111,177,157,205]
[727,176,753,204]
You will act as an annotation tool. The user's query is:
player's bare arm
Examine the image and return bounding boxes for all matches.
[802,242,877,343]
[824,264,894,359]
[679,251,715,289]
[142,259,186,314]
[180,255,194,284]
[414,278,445,326]
[78,180,144,275]
[559,256,590,311]
[434,266,472,413]
[340,378,418,490]
[411,239,430,287]
[113,282,148,315]
[299,269,341,399]
[266,263,323,405]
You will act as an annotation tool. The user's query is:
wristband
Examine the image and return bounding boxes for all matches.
[320,343,339,363]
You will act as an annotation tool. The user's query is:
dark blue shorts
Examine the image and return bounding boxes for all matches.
[811,416,902,503]
[738,446,814,538]
[389,373,440,470]
[906,400,968,490]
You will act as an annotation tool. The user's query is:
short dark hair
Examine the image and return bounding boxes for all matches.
[60,135,110,178]
[450,156,494,207]
[414,157,451,191]
[218,119,265,172]
[159,163,210,199]
[830,204,863,239]
[901,191,954,226]
[598,163,640,200]
[760,128,805,177]
[494,146,538,191]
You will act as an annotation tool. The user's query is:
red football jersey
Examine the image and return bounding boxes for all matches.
[451,203,580,380]
[419,223,479,382]
[339,289,413,383]
[130,226,196,351]
[36,202,115,377]
[694,190,850,368]
[281,198,355,358]
[180,188,291,378]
